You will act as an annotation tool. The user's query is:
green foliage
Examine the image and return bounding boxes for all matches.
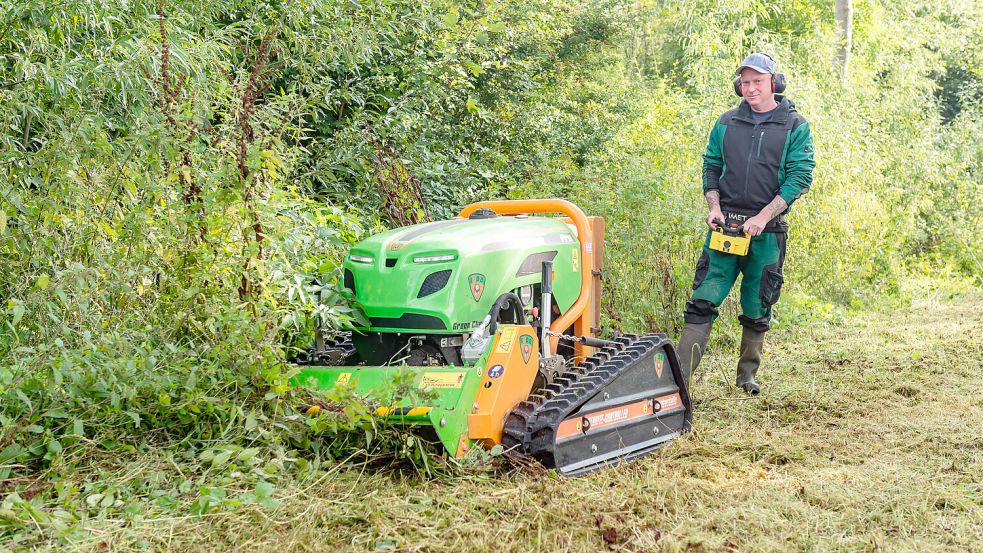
[514,0,983,331]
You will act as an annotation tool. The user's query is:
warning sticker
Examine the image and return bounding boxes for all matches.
[419,372,466,389]
[654,352,665,378]
[335,373,352,387]
[571,249,579,272]
[495,326,518,354]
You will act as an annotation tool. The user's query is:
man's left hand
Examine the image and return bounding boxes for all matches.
[742,214,771,236]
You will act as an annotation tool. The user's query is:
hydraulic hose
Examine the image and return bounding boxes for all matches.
[487,292,526,336]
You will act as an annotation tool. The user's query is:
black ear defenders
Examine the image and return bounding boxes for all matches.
[733,73,787,97]
[732,55,787,97]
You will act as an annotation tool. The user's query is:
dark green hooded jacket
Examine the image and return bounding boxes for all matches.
[702,96,815,232]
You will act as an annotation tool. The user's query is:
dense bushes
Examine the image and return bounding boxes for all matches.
[0,0,979,503]
[516,0,982,329]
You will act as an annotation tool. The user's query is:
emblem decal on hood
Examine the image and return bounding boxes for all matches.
[520,334,534,364]
[468,273,486,302]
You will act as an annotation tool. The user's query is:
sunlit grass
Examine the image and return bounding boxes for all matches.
[8,293,979,552]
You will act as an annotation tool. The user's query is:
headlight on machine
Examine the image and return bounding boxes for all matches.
[413,254,457,263]
[349,254,374,263]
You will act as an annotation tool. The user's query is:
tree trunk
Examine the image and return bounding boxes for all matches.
[835,0,853,79]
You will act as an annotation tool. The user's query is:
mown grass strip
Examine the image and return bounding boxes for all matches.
[5,294,979,552]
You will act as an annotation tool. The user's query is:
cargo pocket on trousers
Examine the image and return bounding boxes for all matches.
[759,263,784,308]
[692,252,710,290]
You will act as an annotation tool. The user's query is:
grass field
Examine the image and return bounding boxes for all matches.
[5,293,982,552]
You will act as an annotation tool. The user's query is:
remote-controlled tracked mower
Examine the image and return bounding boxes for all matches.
[292,199,691,475]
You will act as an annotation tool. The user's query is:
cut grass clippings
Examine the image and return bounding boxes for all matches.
[3,294,981,552]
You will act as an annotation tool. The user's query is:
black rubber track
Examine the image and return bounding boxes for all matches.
[502,333,692,475]
[291,332,357,366]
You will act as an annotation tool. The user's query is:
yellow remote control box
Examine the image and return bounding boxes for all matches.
[709,225,750,256]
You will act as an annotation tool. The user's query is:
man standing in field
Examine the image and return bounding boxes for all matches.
[677,53,815,394]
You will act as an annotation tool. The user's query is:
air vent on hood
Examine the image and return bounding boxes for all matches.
[516,251,558,277]
[418,270,452,298]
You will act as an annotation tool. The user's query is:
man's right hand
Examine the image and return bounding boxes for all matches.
[706,209,725,229]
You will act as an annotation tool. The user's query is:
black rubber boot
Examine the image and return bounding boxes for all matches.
[677,322,711,392]
[736,327,765,394]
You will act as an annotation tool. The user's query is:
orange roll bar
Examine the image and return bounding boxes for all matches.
[458,199,593,355]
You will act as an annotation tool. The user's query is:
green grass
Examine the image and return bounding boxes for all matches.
[3,293,982,552]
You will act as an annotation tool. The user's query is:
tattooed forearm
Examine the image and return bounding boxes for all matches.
[705,190,721,211]
[761,196,788,219]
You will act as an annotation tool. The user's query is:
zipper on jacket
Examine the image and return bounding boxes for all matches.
[744,124,758,200]
[756,131,764,157]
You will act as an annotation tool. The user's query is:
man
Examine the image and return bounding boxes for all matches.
[677,53,815,394]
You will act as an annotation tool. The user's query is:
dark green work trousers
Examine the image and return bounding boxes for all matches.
[684,231,787,332]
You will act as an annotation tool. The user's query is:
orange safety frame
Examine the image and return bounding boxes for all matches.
[458,199,603,361]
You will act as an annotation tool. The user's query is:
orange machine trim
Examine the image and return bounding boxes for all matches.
[554,392,684,441]
[458,199,594,356]
[562,215,604,362]
[467,325,540,446]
